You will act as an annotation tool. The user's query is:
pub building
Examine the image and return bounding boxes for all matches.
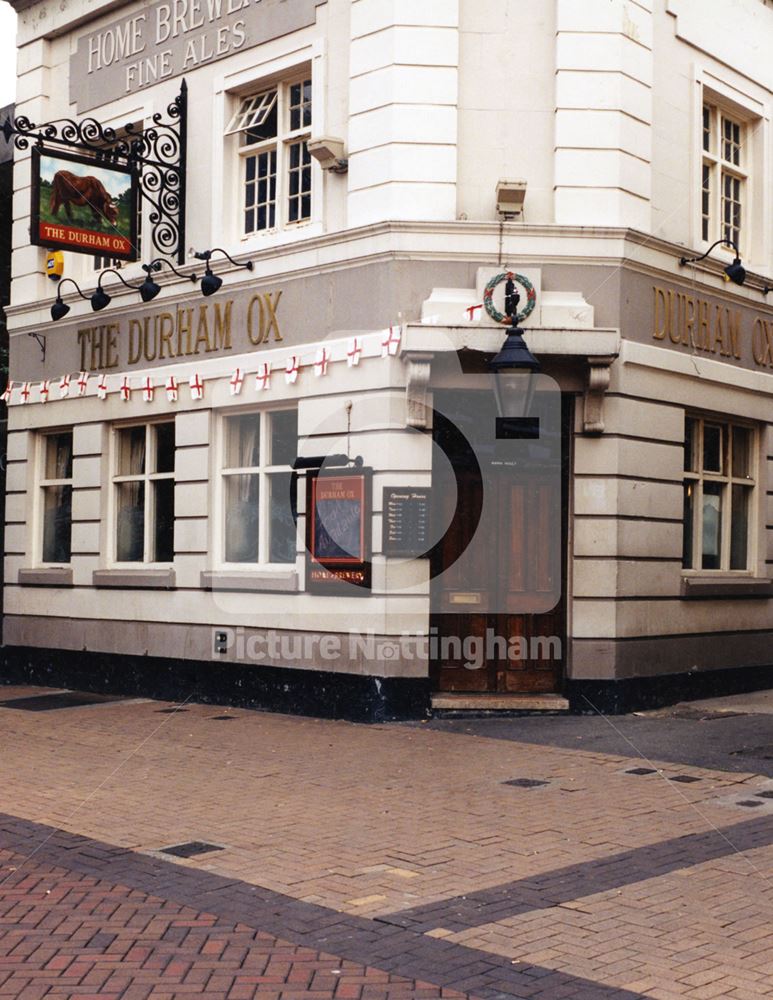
[2,0,772,719]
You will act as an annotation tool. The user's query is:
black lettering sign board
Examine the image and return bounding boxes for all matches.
[305,468,372,596]
[382,487,431,557]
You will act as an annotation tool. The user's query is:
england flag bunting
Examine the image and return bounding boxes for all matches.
[256,363,271,391]
[346,337,362,367]
[120,376,132,401]
[313,348,329,378]
[20,382,31,404]
[285,356,299,384]
[97,374,109,400]
[58,374,71,398]
[165,376,179,402]
[39,380,50,403]
[1,381,12,404]
[229,367,244,395]
[381,325,401,357]
[76,372,89,396]
[189,372,204,400]
[142,376,154,402]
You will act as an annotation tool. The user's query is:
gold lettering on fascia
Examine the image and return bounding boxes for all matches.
[651,285,770,368]
[76,293,282,369]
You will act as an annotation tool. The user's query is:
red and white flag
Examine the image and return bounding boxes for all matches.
[256,363,271,391]
[229,367,244,395]
[39,380,50,404]
[465,303,483,321]
[76,372,89,396]
[189,373,204,400]
[120,376,132,402]
[165,375,179,402]
[346,337,362,367]
[142,376,154,402]
[20,382,31,404]
[96,374,109,400]
[285,356,300,384]
[58,374,71,399]
[381,325,401,357]
[1,381,13,404]
[314,347,329,378]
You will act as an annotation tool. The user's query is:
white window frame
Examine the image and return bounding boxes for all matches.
[701,102,747,252]
[226,73,313,239]
[37,428,74,566]
[682,414,758,575]
[218,406,298,568]
[111,419,175,566]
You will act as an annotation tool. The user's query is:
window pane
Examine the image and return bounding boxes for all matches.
[45,432,73,480]
[225,474,259,562]
[225,413,260,469]
[701,482,723,570]
[270,410,298,466]
[730,484,749,570]
[269,472,296,563]
[42,485,72,563]
[732,425,751,479]
[118,426,146,476]
[684,417,697,472]
[153,478,175,562]
[116,481,145,561]
[702,105,711,152]
[701,164,711,242]
[155,422,175,474]
[682,482,694,570]
[702,423,723,473]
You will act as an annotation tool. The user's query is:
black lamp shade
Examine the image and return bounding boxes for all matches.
[724,258,746,286]
[91,287,111,311]
[51,299,70,322]
[489,327,541,420]
[140,277,161,302]
[201,269,223,297]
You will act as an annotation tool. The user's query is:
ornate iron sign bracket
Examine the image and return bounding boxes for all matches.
[1,82,188,264]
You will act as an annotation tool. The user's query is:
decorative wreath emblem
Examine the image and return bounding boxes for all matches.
[482,271,537,325]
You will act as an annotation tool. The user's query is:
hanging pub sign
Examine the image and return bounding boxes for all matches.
[306,468,372,595]
[31,148,139,261]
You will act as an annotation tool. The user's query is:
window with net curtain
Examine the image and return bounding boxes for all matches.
[114,422,175,563]
[41,431,73,563]
[222,409,297,564]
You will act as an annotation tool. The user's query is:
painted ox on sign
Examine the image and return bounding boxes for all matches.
[49,170,119,227]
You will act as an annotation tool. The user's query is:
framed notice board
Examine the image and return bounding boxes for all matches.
[382,487,432,557]
[305,468,372,595]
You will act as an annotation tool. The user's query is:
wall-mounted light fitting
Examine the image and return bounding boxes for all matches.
[496,179,527,219]
[138,258,198,303]
[307,136,348,173]
[51,278,90,321]
[680,238,747,286]
[193,248,254,297]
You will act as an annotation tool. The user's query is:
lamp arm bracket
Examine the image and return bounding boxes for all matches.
[28,331,46,361]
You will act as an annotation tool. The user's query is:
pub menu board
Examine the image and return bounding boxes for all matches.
[306,469,372,595]
[382,488,432,557]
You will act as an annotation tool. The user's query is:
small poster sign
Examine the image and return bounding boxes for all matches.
[31,147,138,261]
[306,469,372,594]
[383,487,432,557]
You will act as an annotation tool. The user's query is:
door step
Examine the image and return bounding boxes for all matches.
[430,693,570,716]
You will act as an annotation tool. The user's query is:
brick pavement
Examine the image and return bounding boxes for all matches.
[0,686,772,999]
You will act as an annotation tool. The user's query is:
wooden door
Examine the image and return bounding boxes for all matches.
[429,393,569,694]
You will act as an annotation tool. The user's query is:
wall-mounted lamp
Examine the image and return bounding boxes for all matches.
[91,268,142,312]
[308,136,348,173]
[488,277,541,435]
[496,179,527,219]
[138,258,198,303]
[679,238,747,286]
[763,286,771,296]
[193,248,254,296]
[51,278,90,321]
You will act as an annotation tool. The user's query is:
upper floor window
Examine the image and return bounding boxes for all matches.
[226,77,312,235]
[221,409,297,565]
[701,104,747,249]
[683,415,756,572]
[114,422,175,563]
[41,431,73,563]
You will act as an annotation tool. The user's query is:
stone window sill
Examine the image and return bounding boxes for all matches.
[93,569,176,589]
[200,569,299,593]
[18,567,73,587]
[681,576,772,599]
